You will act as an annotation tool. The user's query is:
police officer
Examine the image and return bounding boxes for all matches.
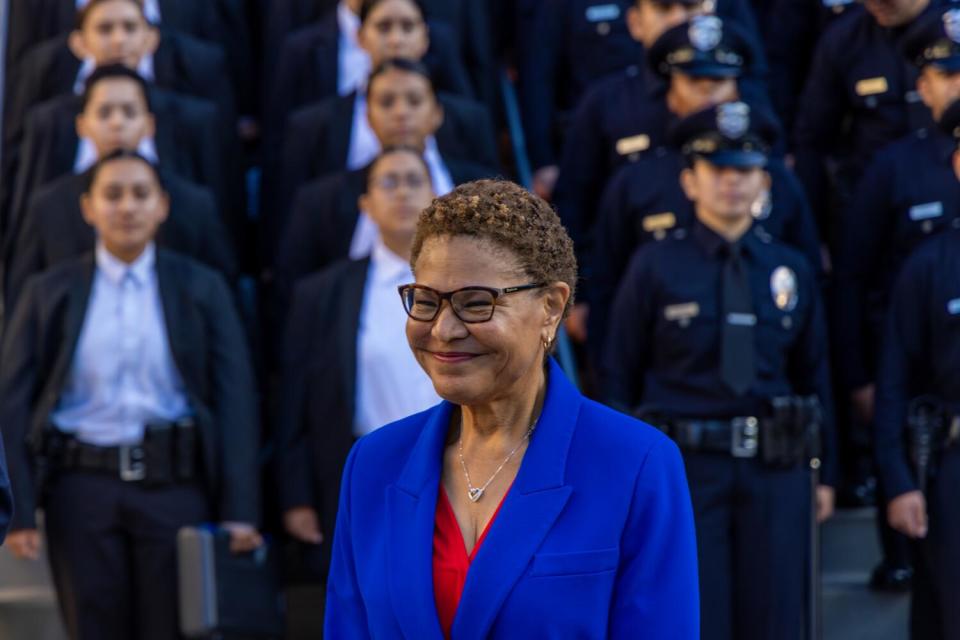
[603,102,836,640]
[833,5,960,589]
[581,20,818,351]
[520,0,762,200]
[793,0,938,235]
[874,98,960,639]
[0,149,261,640]
[552,4,771,271]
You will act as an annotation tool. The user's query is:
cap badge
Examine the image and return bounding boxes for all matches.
[770,266,799,312]
[944,9,960,44]
[717,102,750,139]
[689,15,723,52]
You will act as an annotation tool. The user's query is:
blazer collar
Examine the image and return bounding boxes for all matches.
[388,359,582,639]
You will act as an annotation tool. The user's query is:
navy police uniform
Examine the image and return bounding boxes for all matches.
[875,224,960,639]
[603,103,836,640]
[792,2,940,234]
[554,14,771,288]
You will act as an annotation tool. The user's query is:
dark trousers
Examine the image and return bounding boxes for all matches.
[44,472,210,640]
[910,448,960,640]
[683,451,810,640]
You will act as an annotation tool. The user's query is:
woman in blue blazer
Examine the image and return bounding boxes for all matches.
[325,179,699,639]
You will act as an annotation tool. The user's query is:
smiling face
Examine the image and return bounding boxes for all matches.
[81,157,168,260]
[406,235,566,407]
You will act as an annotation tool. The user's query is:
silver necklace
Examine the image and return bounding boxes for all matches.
[458,419,535,503]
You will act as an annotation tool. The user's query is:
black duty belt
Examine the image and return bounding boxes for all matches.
[661,417,761,458]
[57,440,150,482]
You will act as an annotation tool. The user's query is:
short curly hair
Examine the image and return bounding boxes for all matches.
[411,179,578,315]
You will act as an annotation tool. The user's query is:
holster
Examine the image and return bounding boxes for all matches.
[905,396,958,493]
[761,395,822,469]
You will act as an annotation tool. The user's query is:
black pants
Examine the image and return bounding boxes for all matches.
[911,448,960,640]
[44,472,210,640]
[683,451,810,640]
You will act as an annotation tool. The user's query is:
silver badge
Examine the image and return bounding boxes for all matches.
[770,266,799,312]
[717,102,750,139]
[751,189,772,220]
[944,9,960,44]
[689,15,723,52]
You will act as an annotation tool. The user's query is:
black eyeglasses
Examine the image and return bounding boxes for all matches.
[398,283,546,323]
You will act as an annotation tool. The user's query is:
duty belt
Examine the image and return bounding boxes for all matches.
[660,417,761,458]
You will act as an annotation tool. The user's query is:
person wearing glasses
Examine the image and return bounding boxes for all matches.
[275,146,440,580]
[324,179,699,639]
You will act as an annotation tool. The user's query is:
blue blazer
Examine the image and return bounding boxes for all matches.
[325,359,700,639]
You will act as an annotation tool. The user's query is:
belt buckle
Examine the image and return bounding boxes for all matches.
[731,417,759,458]
[119,445,146,482]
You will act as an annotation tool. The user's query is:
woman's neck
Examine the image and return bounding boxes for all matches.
[459,365,546,453]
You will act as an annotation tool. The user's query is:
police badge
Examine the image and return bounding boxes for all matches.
[717,102,750,139]
[689,15,723,52]
[944,9,960,44]
[770,266,799,312]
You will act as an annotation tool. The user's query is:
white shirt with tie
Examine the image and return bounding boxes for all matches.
[354,239,440,437]
[52,243,192,446]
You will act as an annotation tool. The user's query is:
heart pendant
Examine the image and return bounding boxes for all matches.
[467,487,484,502]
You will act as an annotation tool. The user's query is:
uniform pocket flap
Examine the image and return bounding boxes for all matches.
[529,548,620,577]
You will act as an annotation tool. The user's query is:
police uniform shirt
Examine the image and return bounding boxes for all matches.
[603,220,836,482]
[354,238,440,436]
[337,0,369,97]
[51,242,192,446]
[834,126,960,390]
[875,228,960,499]
[793,4,935,212]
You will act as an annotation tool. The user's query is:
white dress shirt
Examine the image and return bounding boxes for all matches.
[74,136,159,174]
[76,0,161,23]
[354,239,439,436]
[337,1,369,97]
[52,243,192,446]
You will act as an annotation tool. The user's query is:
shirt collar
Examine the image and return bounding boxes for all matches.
[370,237,413,284]
[692,218,759,258]
[95,241,156,286]
[74,56,155,95]
[338,1,361,44]
[74,136,159,174]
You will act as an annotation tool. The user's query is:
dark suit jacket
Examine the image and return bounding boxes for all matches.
[6,171,237,310]
[275,158,497,286]
[265,12,474,162]
[269,91,498,239]
[6,89,226,256]
[5,0,223,68]
[275,257,369,577]
[0,249,260,531]
[5,30,235,161]
[263,0,496,109]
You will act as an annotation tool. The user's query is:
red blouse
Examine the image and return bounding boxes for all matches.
[432,485,509,639]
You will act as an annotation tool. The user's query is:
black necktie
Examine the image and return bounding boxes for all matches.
[721,242,756,395]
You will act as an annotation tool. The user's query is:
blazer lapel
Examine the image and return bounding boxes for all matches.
[155,252,188,374]
[50,257,95,391]
[330,92,357,171]
[387,401,451,640]
[451,359,582,640]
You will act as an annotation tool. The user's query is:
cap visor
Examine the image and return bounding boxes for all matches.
[700,150,768,168]
[676,62,743,79]
[930,57,960,74]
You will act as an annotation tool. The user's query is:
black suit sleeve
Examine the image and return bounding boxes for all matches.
[275,278,323,512]
[875,248,931,500]
[518,0,565,170]
[201,271,261,524]
[0,277,41,530]
[5,189,46,312]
